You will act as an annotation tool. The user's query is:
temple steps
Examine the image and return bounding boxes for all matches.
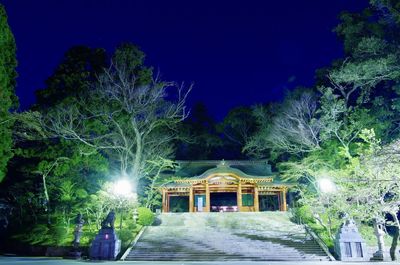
[123,212,331,261]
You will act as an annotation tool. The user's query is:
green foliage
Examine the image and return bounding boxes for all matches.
[115,213,142,250]
[0,4,17,182]
[245,2,400,256]
[217,106,257,158]
[291,205,316,225]
[334,9,385,54]
[137,207,154,226]
[5,0,400,257]
[34,46,106,110]
[176,102,223,159]
[3,42,186,250]
[112,43,152,85]
[142,157,175,210]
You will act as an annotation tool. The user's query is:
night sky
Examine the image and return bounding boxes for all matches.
[3,0,368,120]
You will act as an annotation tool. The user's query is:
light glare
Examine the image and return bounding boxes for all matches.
[318,178,336,193]
[112,179,132,196]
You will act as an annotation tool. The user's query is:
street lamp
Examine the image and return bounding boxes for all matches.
[112,179,132,197]
[318,178,336,193]
[111,179,134,231]
[316,177,337,240]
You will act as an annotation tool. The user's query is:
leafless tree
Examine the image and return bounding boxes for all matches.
[42,59,191,185]
[267,92,322,154]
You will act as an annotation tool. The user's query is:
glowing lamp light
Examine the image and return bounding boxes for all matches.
[112,179,132,197]
[318,178,336,193]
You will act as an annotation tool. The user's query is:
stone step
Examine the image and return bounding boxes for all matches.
[128,254,329,259]
[130,252,327,256]
[124,212,330,261]
[128,257,329,260]
[127,251,330,258]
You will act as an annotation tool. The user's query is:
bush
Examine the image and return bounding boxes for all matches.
[137,207,154,226]
[291,205,315,224]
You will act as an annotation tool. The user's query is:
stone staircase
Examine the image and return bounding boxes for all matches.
[124,212,331,261]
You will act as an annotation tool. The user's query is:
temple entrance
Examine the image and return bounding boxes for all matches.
[259,194,279,211]
[210,192,238,212]
[161,161,291,213]
[169,196,189,212]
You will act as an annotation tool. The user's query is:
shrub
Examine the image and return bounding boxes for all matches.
[137,207,154,226]
[291,205,315,224]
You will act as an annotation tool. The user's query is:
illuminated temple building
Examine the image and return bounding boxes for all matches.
[160,160,295,213]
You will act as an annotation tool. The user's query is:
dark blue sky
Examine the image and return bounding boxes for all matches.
[3,0,367,119]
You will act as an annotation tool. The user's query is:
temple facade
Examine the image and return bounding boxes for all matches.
[160,160,294,213]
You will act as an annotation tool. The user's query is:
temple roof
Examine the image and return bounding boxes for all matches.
[171,160,274,178]
[159,160,295,188]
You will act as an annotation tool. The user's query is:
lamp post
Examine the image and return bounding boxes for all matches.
[317,177,337,240]
[111,179,133,231]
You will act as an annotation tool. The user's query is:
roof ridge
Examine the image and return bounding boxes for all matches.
[175,159,269,166]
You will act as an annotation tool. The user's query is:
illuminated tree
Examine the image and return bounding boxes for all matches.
[42,44,191,187]
[265,92,322,154]
[346,135,400,260]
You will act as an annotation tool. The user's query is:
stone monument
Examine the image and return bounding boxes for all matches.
[89,210,121,260]
[335,219,368,261]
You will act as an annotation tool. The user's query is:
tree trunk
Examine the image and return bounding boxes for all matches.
[390,226,399,261]
[390,212,400,261]
[131,120,142,182]
[42,174,51,224]
[42,174,50,206]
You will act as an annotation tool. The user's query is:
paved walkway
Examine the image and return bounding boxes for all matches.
[1,256,400,265]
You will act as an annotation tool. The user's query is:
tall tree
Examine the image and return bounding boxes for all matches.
[42,43,190,187]
[175,102,222,160]
[0,4,17,182]
[244,2,400,254]
[34,46,106,110]
[217,106,257,159]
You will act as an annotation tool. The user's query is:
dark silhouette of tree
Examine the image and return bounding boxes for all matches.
[0,4,17,182]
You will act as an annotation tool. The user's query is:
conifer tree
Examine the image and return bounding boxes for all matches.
[0,4,17,182]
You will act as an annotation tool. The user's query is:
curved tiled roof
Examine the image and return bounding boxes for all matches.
[159,160,296,187]
[195,164,272,179]
[169,160,274,178]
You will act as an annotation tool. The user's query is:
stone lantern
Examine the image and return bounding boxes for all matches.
[334,219,368,261]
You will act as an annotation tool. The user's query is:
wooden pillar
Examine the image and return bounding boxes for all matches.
[189,187,194,212]
[254,185,259,212]
[237,181,242,211]
[278,191,282,211]
[205,181,210,212]
[282,188,287,211]
[162,189,167,213]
